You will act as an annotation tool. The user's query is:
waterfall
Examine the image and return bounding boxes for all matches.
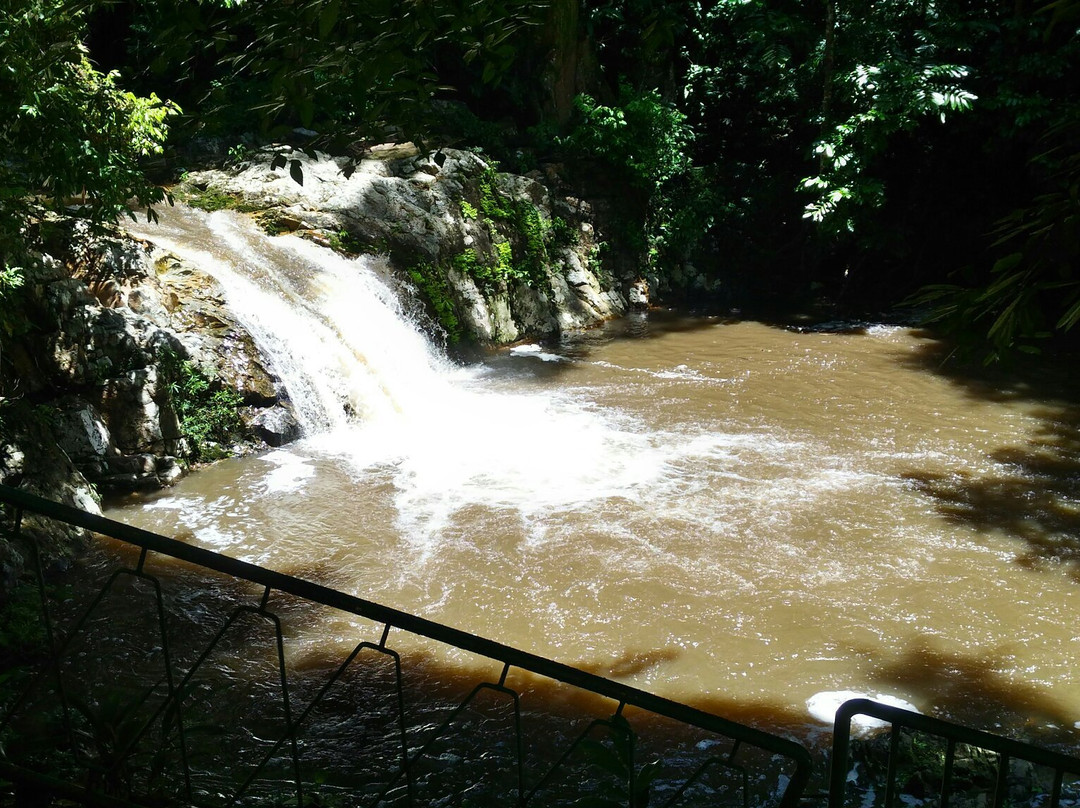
[128,206,671,551]
[129,207,454,434]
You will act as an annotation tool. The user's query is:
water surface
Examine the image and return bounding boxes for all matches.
[116,207,1080,743]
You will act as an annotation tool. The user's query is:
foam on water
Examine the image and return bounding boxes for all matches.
[258,449,316,494]
[130,206,909,565]
[509,343,564,362]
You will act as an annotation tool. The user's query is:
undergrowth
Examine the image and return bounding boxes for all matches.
[158,349,245,461]
[407,263,463,344]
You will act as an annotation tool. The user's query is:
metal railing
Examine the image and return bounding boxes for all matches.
[0,484,813,807]
[829,698,1080,808]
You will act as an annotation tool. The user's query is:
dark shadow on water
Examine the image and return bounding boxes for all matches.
[857,638,1080,752]
[576,648,681,680]
[4,539,824,804]
[901,409,1080,583]
[13,535,1080,808]
[896,326,1080,406]
[860,323,1080,584]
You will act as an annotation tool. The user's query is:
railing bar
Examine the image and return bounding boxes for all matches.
[0,512,56,734]
[3,562,163,737]
[373,679,492,804]
[379,623,391,649]
[832,699,1080,777]
[270,612,304,808]
[144,569,192,802]
[113,604,254,770]
[392,647,415,807]
[90,571,189,796]
[510,689,525,807]
[1051,768,1064,808]
[227,639,399,807]
[828,707,852,808]
[728,738,742,765]
[624,716,636,808]
[259,585,272,611]
[136,547,148,573]
[27,538,141,765]
[992,752,1009,808]
[30,528,76,757]
[0,484,815,788]
[941,737,956,808]
[884,725,901,808]
[658,756,720,808]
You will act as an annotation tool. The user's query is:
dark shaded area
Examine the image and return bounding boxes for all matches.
[893,336,1080,583]
[0,536,812,806]
[857,639,1080,750]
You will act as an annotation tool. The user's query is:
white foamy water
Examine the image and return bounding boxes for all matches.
[129,208,737,554]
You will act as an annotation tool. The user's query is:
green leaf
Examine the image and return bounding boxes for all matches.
[318,0,340,38]
[1056,295,1080,330]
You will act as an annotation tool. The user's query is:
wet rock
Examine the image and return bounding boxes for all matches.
[107,453,157,475]
[628,279,650,309]
[156,456,185,486]
[3,221,291,516]
[52,401,113,461]
[182,146,629,345]
[92,367,179,455]
[246,405,301,447]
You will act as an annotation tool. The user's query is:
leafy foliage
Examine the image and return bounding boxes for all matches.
[158,349,244,461]
[407,263,463,344]
[0,0,176,221]
[912,118,1080,360]
[803,62,976,231]
[1,0,1075,359]
[131,0,546,146]
[564,88,706,271]
[0,0,177,336]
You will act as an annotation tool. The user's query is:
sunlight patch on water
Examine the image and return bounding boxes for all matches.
[258,449,316,494]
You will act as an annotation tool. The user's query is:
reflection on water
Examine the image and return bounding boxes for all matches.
[113,207,1080,747]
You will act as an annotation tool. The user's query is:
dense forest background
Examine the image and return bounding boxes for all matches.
[2,0,1079,360]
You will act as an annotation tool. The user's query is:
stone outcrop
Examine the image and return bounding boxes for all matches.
[180,146,631,345]
[1,219,292,507]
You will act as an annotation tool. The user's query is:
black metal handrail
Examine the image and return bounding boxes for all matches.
[829,698,1080,808]
[0,483,813,807]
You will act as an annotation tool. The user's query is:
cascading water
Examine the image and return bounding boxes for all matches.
[127,207,682,555]
[119,204,1080,740]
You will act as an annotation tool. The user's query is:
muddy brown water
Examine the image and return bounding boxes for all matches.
[102,207,1080,766]
[103,268,1080,754]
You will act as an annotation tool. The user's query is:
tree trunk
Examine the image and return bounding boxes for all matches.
[542,0,595,124]
[819,0,838,168]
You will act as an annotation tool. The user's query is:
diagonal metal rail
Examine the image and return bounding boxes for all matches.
[0,483,813,807]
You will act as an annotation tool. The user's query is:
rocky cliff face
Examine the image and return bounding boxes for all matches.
[0,219,292,585]
[179,145,631,347]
